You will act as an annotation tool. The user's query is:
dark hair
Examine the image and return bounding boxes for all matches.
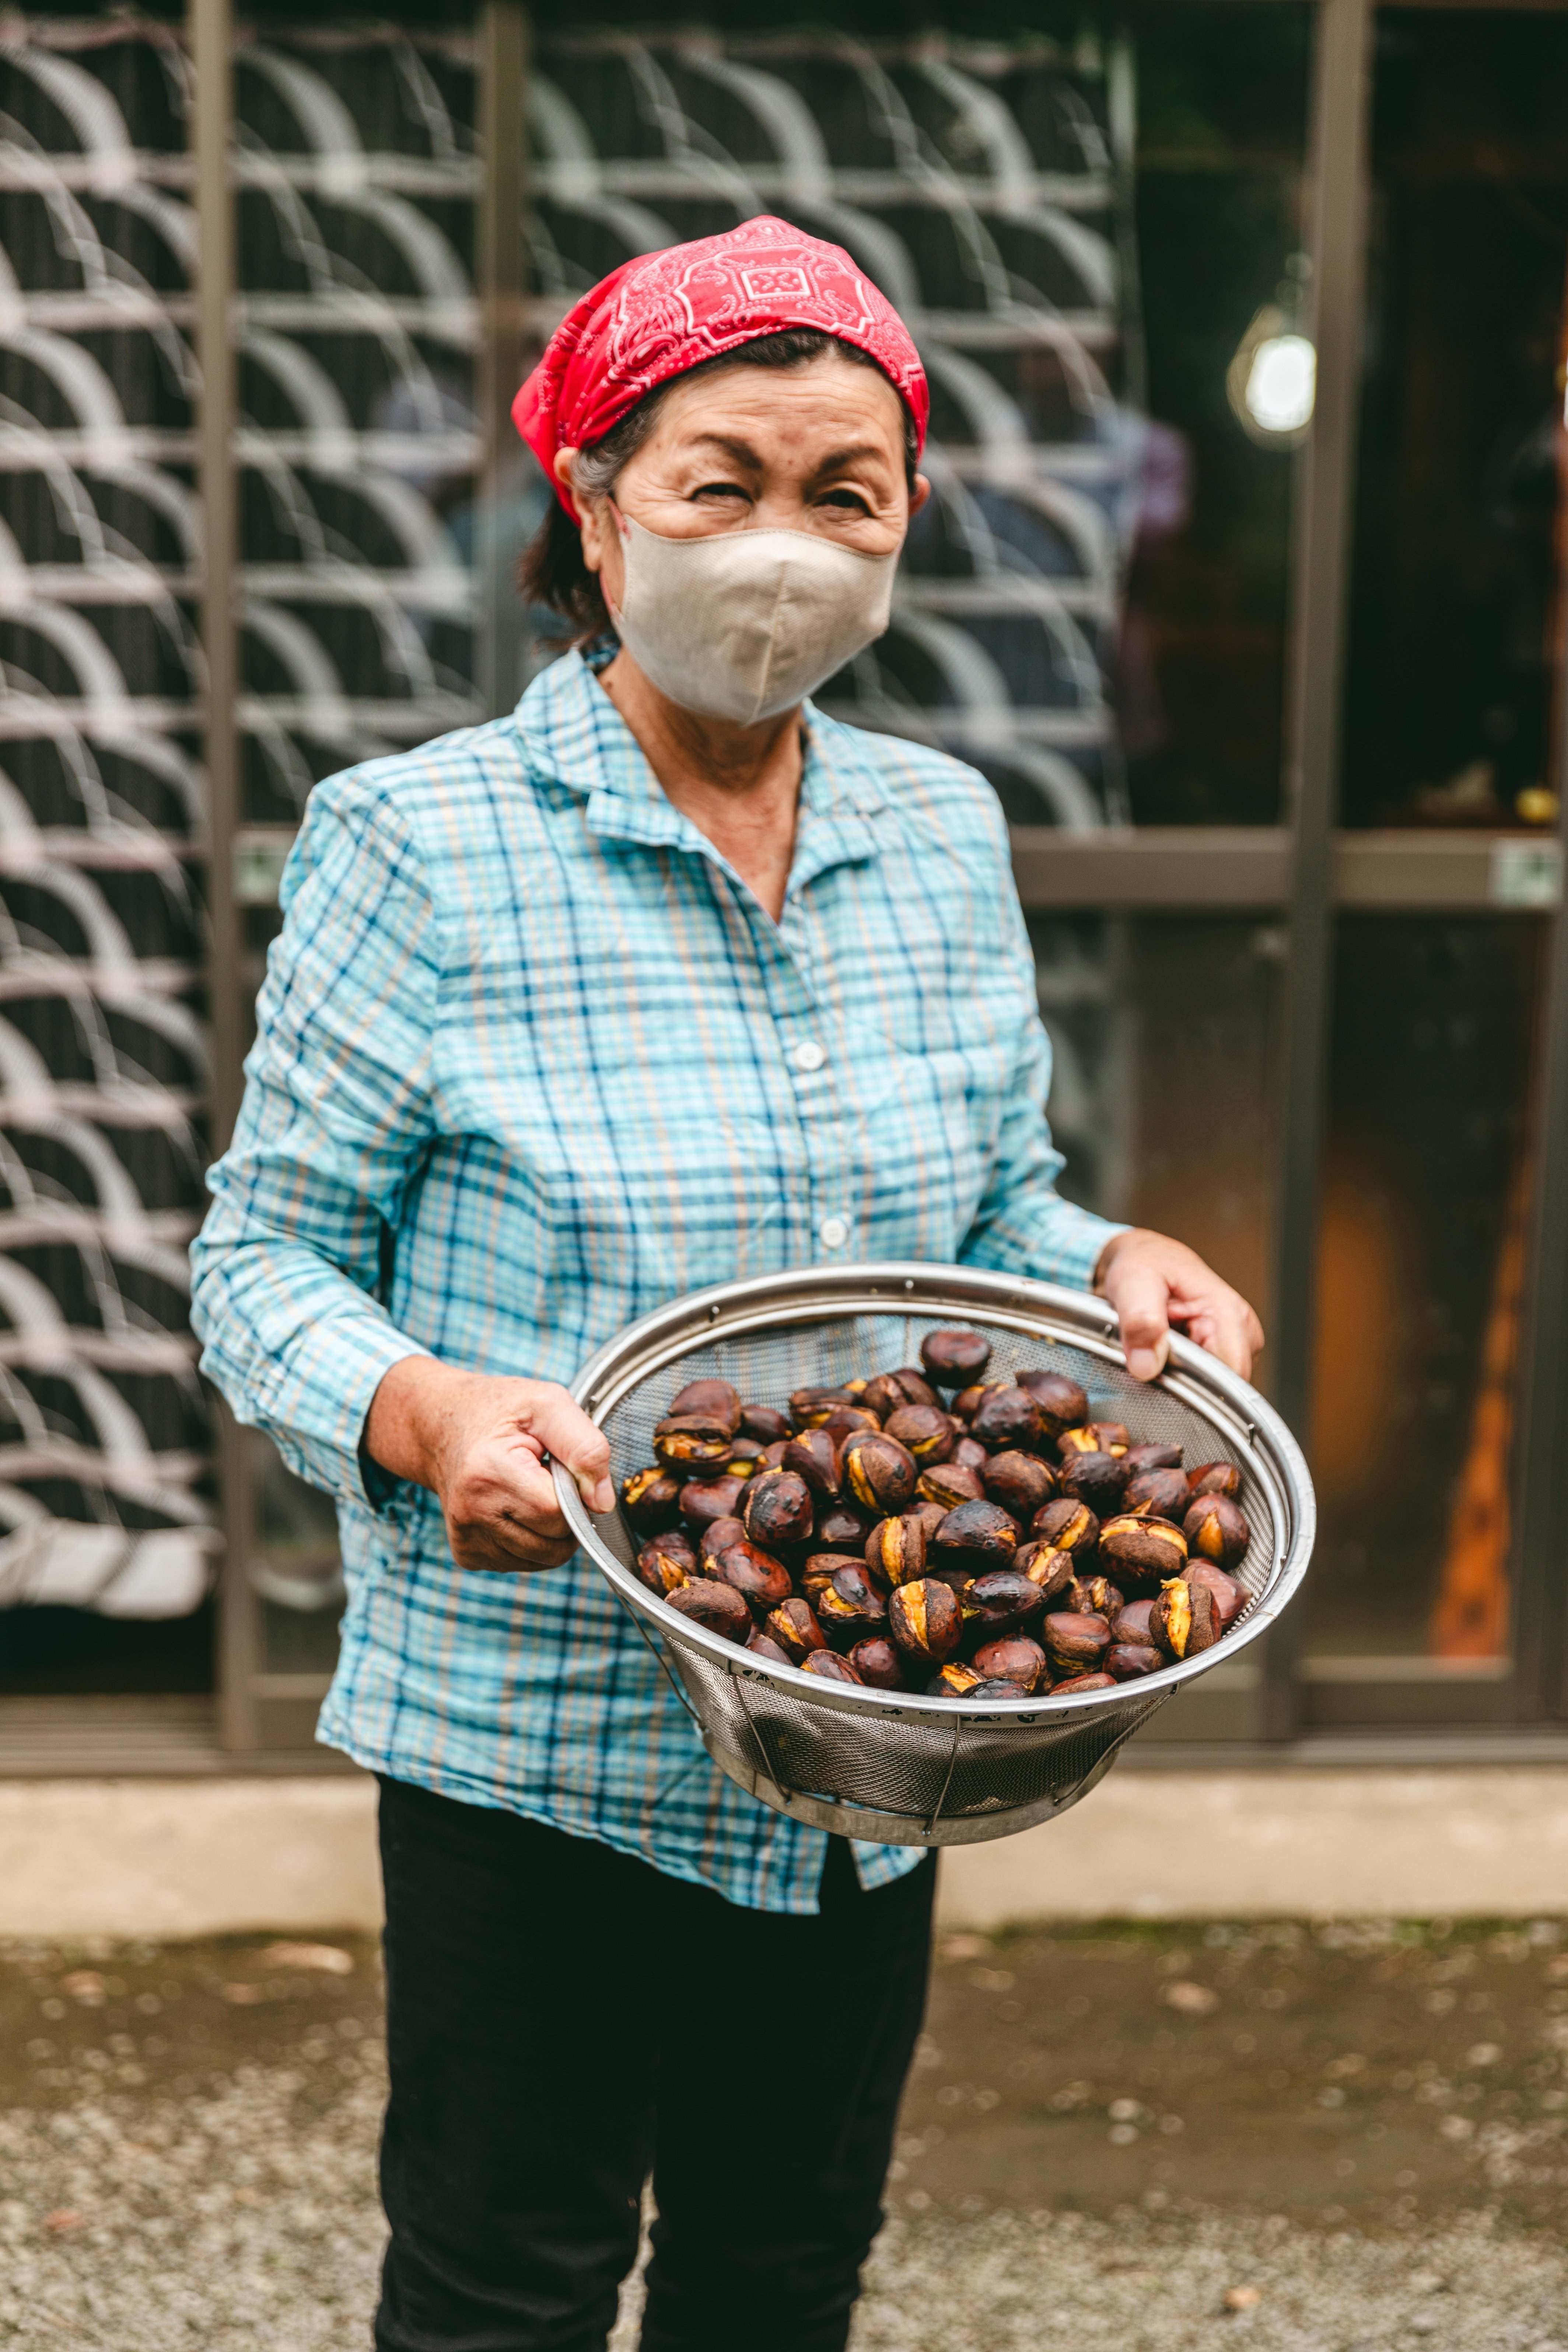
[520,329,920,641]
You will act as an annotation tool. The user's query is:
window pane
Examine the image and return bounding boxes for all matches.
[1305,917,1545,1661]
[1033,913,1279,1324]
[530,14,1310,830]
[1343,9,1568,834]
[1122,7,1313,825]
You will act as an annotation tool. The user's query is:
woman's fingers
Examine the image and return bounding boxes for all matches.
[521,1383,615,1516]
[1099,1252,1174,1383]
[447,1439,578,1573]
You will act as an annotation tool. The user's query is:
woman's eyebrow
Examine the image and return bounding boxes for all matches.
[683,431,764,470]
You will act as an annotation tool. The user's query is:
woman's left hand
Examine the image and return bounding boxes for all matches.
[1093,1228,1264,1383]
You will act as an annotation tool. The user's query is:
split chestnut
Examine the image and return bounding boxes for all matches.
[613,1333,1256,1700]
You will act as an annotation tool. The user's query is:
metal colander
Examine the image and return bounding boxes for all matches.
[554,1263,1315,1847]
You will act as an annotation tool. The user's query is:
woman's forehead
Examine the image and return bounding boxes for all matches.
[644,357,907,460]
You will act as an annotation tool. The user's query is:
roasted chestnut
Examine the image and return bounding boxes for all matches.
[802,1650,864,1685]
[740,1403,791,1446]
[758,1441,790,1472]
[1106,1642,1163,1680]
[841,1430,918,1515]
[952,1379,1009,1423]
[697,1516,749,1578]
[1188,1460,1243,1503]
[1068,1573,1125,1624]
[741,1468,814,1549]
[862,1373,911,1421]
[952,1435,990,1475]
[1089,1422,1131,1456]
[621,1466,682,1535]
[911,1499,951,1541]
[866,1513,927,1588]
[800,1551,871,1602]
[965,1568,1046,1638]
[766,1596,827,1665]
[849,1636,908,1691]
[714,1540,793,1617]
[926,1661,985,1697]
[920,1328,993,1389]
[972,1386,1047,1455]
[1051,1672,1117,1694]
[984,1450,1056,1522]
[680,1475,746,1530]
[917,1462,986,1512]
[883,1404,956,1465]
[932,1499,1019,1574]
[1183,1493,1250,1571]
[1184,1558,1247,1630]
[1015,1368,1089,1436]
[815,1499,875,1551]
[1099,1513,1188,1589]
[1057,1425,1102,1459]
[1109,1596,1157,1645]
[818,1404,882,1439]
[1123,1440,1183,1473]
[635,1535,694,1596]
[789,1386,857,1429]
[816,1564,889,1647]
[1058,1450,1128,1515]
[888,1577,963,1664]
[665,1579,751,1644]
[1042,1610,1112,1674]
[968,1678,1036,1701]
[972,1635,1049,1692]
[722,1439,764,1479]
[783,1429,841,1501]
[1030,1498,1100,1558]
[668,1378,741,1435]
[745,1630,793,1666]
[1124,1467,1191,1523]
[652,1413,734,1472]
[1014,1541,1075,1607]
[1149,1576,1219,1660]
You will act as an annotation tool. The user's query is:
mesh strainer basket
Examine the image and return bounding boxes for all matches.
[554,1263,1314,1847]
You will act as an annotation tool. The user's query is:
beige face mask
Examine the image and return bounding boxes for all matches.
[605,508,897,725]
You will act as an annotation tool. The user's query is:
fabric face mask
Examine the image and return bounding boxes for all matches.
[605,508,897,725]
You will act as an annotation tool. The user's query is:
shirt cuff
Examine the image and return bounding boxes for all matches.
[247,1316,430,1520]
[962,1201,1129,1295]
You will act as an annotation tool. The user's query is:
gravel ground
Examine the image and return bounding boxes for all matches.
[0,1918,1563,2349]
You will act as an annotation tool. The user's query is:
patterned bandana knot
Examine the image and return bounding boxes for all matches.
[513,216,928,515]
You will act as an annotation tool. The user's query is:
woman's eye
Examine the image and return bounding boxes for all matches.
[692,479,750,503]
[819,488,872,515]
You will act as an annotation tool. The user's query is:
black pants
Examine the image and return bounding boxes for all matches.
[374,1775,935,2352]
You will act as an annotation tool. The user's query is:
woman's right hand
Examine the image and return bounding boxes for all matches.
[364,1357,615,1572]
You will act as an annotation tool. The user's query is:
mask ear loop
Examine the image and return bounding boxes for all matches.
[601,494,631,627]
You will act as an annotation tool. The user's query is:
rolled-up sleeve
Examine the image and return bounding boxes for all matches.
[189,778,438,1510]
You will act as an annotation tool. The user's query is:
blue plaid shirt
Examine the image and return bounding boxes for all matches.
[190,645,1123,1912]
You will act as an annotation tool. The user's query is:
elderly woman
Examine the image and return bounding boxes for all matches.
[192,218,1261,2352]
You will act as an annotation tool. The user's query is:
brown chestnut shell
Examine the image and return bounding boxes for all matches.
[984,1450,1056,1522]
[665,1579,752,1644]
[888,1577,963,1664]
[1183,1493,1251,1571]
[621,1467,682,1535]
[920,1329,993,1389]
[668,1378,741,1435]
[741,1468,814,1549]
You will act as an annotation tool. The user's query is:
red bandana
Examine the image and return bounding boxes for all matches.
[514,216,928,515]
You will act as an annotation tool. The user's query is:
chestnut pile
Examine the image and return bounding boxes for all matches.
[617,1329,1251,1700]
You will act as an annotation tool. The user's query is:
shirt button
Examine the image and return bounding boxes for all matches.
[819,1215,850,1250]
[792,1041,827,1074]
